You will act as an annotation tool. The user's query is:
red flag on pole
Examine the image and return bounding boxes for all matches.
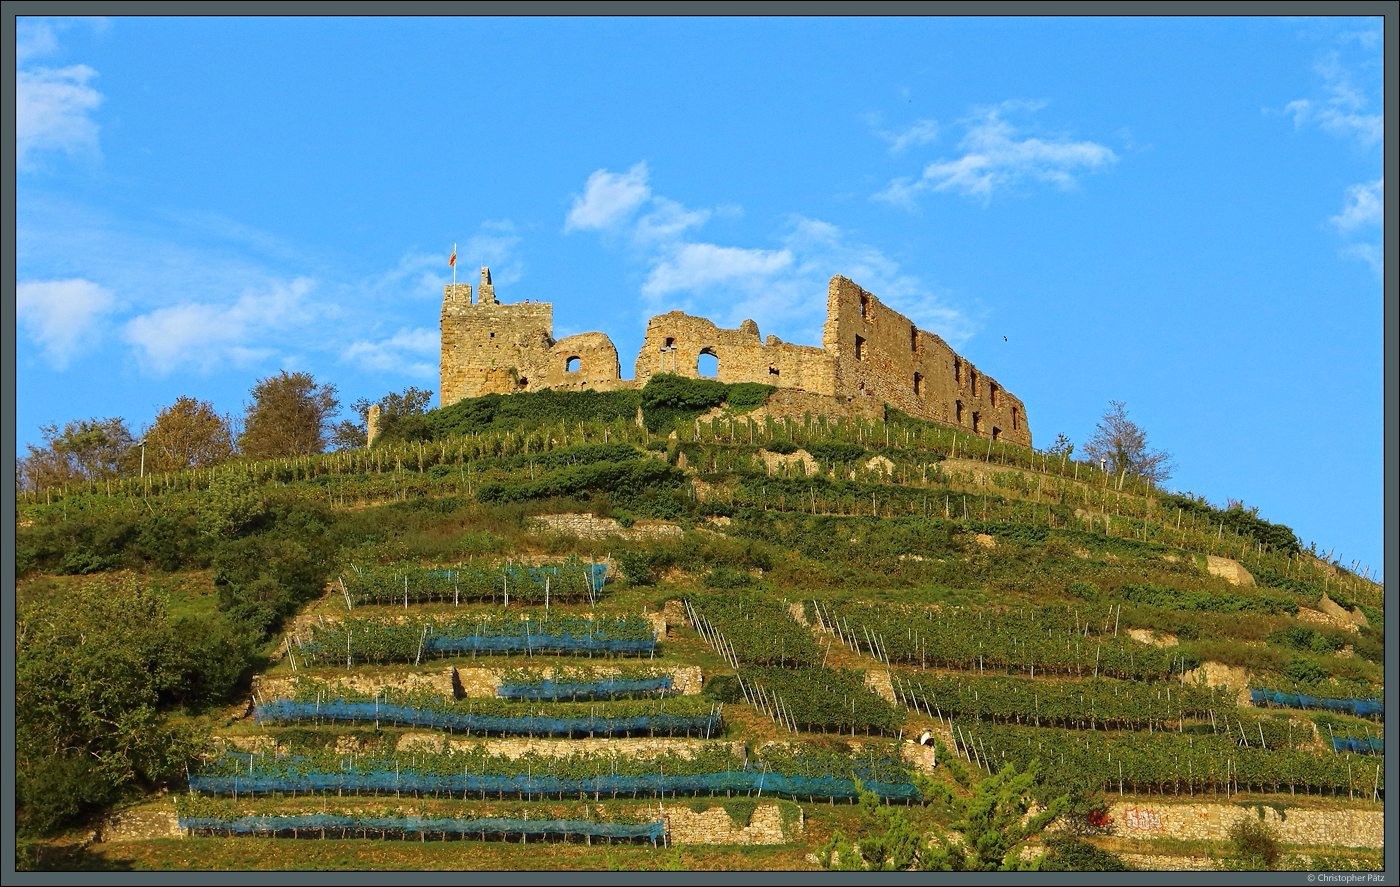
[449,249,456,267]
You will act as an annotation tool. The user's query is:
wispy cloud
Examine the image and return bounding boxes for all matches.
[341,327,438,378]
[565,164,978,348]
[642,243,793,298]
[17,278,117,369]
[875,101,1115,206]
[1280,34,1383,276]
[1283,52,1383,147]
[122,278,318,374]
[16,18,108,170]
[564,163,652,232]
[1331,177,1383,232]
[869,116,940,155]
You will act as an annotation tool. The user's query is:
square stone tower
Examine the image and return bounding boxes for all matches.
[439,267,554,405]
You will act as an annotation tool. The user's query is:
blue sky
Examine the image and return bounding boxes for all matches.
[14,16,1386,579]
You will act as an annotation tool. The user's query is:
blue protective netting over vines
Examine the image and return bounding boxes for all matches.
[178,814,663,842]
[425,629,655,656]
[1250,688,1384,719]
[1330,737,1384,755]
[497,676,673,699]
[188,761,919,801]
[254,700,719,737]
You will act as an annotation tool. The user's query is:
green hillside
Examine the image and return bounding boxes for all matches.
[15,378,1384,872]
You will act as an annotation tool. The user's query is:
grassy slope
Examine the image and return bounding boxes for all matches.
[15,397,1385,871]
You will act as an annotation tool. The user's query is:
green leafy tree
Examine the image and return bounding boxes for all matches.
[1081,400,1174,484]
[19,418,138,489]
[1226,817,1282,870]
[330,386,434,449]
[16,575,211,835]
[818,747,1068,871]
[238,371,340,459]
[1046,432,1074,461]
[142,396,235,473]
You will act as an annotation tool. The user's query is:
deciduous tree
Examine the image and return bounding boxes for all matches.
[1081,400,1174,484]
[142,396,235,473]
[329,385,434,449]
[238,371,339,459]
[18,418,138,489]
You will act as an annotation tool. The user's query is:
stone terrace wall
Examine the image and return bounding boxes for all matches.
[664,803,795,845]
[1100,800,1383,849]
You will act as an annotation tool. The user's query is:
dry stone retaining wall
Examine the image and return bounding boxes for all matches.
[1103,800,1383,849]
[664,803,794,845]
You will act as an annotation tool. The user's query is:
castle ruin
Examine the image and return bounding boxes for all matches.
[438,267,1030,447]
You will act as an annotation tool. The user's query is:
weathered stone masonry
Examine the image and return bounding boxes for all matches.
[439,268,1030,447]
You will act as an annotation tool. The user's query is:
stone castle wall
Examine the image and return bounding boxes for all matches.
[438,268,1030,446]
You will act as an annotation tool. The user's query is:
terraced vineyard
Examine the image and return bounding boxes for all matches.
[15,383,1383,871]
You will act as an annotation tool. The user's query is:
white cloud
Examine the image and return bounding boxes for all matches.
[122,278,317,373]
[17,278,116,368]
[565,164,978,348]
[875,101,1116,205]
[17,63,103,168]
[642,243,793,298]
[874,118,940,155]
[1332,178,1383,231]
[1341,243,1382,278]
[463,225,524,286]
[1282,52,1382,147]
[634,198,710,243]
[564,163,652,231]
[341,327,438,378]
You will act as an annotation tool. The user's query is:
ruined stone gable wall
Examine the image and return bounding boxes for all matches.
[632,312,838,395]
[543,332,632,391]
[822,276,1031,447]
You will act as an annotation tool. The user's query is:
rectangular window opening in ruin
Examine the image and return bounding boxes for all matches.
[854,335,866,360]
[910,325,918,352]
[955,400,963,424]
[992,427,1001,441]
[769,367,780,376]
[953,359,960,383]
[913,372,923,396]
[665,337,675,348]
[990,382,998,406]
[972,412,980,434]
[859,295,869,319]
[970,370,978,397]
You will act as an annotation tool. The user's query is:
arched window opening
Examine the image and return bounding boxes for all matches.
[913,372,923,396]
[972,412,981,434]
[991,427,1001,441]
[854,336,866,360]
[697,350,719,378]
[565,356,581,373]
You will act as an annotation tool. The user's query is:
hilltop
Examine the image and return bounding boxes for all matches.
[14,378,1384,872]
